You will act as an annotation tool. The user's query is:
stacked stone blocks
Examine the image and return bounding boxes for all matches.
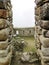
[35,0,49,65]
[0,0,13,65]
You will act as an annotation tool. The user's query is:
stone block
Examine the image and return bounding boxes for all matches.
[0,19,8,29]
[0,45,12,57]
[0,39,9,50]
[0,0,6,9]
[39,35,49,47]
[35,38,41,49]
[0,28,10,41]
[35,0,49,6]
[35,7,41,16]
[35,16,41,26]
[35,0,42,5]
[0,46,12,65]
[41,59,49,65]
[41,3,49,20]
[0,9,8,19]
[42,29,49,38]
[41,46,49,56]
[39,20,49,30]
[35,26,42,35]
[35,16,40,22]
[8,10,12,18]
[0,0,12,9]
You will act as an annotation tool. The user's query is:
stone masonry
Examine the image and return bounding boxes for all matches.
[0,0,13,65]
[35,0,49,65]
[14,27,35,37]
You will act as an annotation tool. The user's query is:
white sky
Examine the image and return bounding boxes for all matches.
[11,0,35,28]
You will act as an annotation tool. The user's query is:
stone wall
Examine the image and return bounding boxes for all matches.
[14,27,35,36]
[35,0,49,65]
[0,0,14,65]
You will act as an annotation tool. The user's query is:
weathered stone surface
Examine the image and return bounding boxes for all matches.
[8,10,12,18]
[0,9,8,18]
[35,37,41,49]
[35,16,40,22]
[39,20,49,30]
[41,3,49,20]
[21,52,38,63]
[0,28,10,41]
[45,31,49,38]
[35,0,49,63]
[42,29,49,38]
[0,39,9,50]
[0,49,8,58]
[0,0,6,9]
[35,26,42,35]
[35,0,42,5]
[0,0,12,9]
[0,19,8,29]
[0,0,13,65]
[7,1,11,7]
[35,7,41,16]
[41,59,48,65]
[39,35,49,47]
[35,16,41,26]
[6,6,12,11]
[0,45,13,57]
[35,0,49,6]
[21,52,30,62]
[37,49,49,61]
[0,50,12,65]
[41,46,49,56]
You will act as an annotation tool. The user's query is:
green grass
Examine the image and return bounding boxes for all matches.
[20,36,36,52]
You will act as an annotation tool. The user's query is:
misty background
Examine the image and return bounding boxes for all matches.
[11,0,35,28]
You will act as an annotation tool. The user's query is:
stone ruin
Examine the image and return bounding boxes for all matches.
[35,0,49,65]
[0,0,14,65]
[1,0,49,65]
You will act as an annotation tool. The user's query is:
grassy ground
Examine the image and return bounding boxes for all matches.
[20,36,36,52]
[11,36,41,65]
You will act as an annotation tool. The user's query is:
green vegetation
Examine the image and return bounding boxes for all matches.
[20,36,36,52]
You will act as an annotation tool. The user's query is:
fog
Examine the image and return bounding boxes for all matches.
[11,0,35,28]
